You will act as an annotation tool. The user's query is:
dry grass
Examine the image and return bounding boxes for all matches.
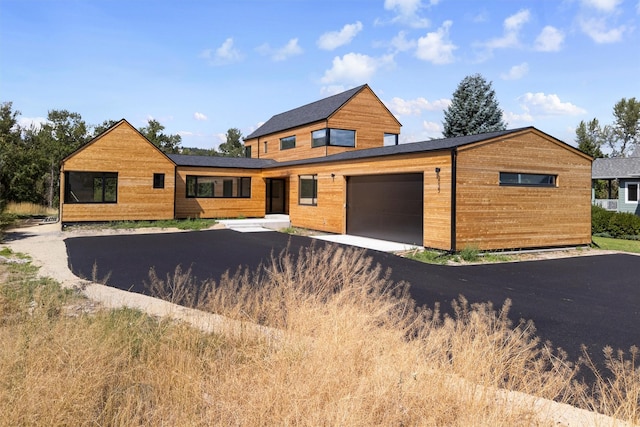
[3,202,57,217]
[1,244,638,426]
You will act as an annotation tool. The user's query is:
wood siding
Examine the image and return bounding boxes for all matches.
[264,151,452,250]
[455,130,592,250]
[244,87,401,162]
[60,121,175,223]
[174,167,265,219]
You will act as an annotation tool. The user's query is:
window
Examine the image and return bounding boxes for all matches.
[153,173,165,189]
[384,133,399,146]
[499,172,557,187]
[312,129,327,147]
[244,146,252,158]
[186,176,251,198]
[311,128,355,148]
[263,141,268,153]
[280,136,296,150]
[625,182,639,203]
[64,172,118,203]
[299,175,317,205]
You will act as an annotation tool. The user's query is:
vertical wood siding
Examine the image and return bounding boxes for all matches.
[60,122,175,223]
[455,131,592,250]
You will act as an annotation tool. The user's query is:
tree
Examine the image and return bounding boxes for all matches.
[139,119,182,154]
[442,74,507,137]
[216,128,244,157]
[39,110,89,207]
[0,102,22,209]
[605,97,640,157]
[575,118,604,158]
[91,119,120,137]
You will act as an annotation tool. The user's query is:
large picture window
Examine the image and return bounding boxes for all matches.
[64,172,118,203]
[311,128,355,148]
[280,136,296,150]
[186,176,251,198]
[299,175,317,205]
[625,182,639,203]
[499,172,557,187]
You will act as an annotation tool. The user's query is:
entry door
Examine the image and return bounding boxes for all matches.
[266,179,286,214]
[346,174,423,245]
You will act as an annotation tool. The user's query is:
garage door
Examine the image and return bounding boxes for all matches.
[346,173,423,245]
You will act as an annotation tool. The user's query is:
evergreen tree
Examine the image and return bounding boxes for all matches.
[442,74,507,137]
[575,118,604,158]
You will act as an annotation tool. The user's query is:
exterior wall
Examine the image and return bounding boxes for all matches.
[60,122,175,223]
[455,131,593,250]
[244,87,401,162]
[618,179,640,215]
[174,167,265,219]
[264,151,453,250]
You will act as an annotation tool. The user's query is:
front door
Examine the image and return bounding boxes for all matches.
[266,179,286,214]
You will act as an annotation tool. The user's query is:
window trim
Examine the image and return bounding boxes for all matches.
[625,182,639,204]
[186,175,251,198]
[64,171,118,204]
[153,173,165,189]
[499,172,557,187]
[298,174,318,206]
[280,135,296,150]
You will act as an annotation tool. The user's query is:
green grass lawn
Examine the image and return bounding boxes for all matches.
[592,236,640,253]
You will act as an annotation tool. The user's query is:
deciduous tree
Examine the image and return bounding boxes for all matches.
[443,74,507,137]
[139,119,182,154]
[216,128,244,157]
[605,97,640,157]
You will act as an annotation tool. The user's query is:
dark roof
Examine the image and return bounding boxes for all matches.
[592,157,640,179]
[168,154,276,169]
[245,85,368,140]
[271,127,533,168]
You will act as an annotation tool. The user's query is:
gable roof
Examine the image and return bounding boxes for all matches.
[592,157,640,179]
[61,119,176,165]
[168,154,275,169]
[245,84,369,140]
[270,127,539,168]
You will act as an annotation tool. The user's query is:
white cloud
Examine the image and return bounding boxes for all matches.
[500,63,529,80]
[517,92,587,116]
[200,38,243,65]
[194,112,208,121]
[17,116,48,131]
[483,9,530,50]
[178,131,195,137]
[320,53,394,84]
[581,0,622,12]
[415,20,457,64]
[422,120,442,134]
[503,110,534,125]
[257,38,303,61]
[386,96,450,116]
[383,0,432,28]
[578,17,626,43]
[534,26,565,51]
[390,31,417,52]
[317,22,363,50]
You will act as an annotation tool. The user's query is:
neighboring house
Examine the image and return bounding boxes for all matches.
[592,150,640,215]
[60,85,593,251]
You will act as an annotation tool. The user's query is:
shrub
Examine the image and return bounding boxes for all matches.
[592,205,640,238]
[591,205,614,235]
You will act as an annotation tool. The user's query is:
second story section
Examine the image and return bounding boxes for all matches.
[243,84,401,162]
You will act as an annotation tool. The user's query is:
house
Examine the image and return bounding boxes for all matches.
[592,149,640,215]
[60,85,593,251]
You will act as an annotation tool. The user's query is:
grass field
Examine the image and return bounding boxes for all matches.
[1,244,637,426]
[593,235,640,253]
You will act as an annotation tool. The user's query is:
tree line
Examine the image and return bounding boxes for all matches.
[0,102,244,209]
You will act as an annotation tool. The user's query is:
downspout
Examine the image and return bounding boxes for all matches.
[450,148,457,253]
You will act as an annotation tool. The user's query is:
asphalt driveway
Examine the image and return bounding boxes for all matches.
[65,229,640,366]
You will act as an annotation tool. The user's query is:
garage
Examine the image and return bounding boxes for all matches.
[346,173,424,245]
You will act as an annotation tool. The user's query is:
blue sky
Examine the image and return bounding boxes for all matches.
[1,0,639,149]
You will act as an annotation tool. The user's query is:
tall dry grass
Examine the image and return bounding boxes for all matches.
[2,201,57,217]
[1,244,638,425]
